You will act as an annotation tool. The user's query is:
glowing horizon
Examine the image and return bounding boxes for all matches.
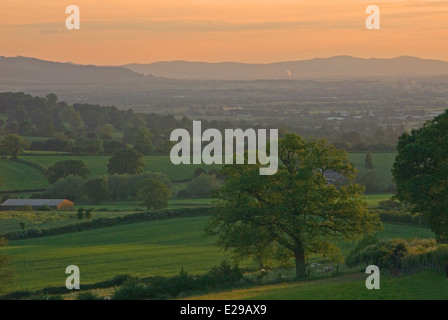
[1,0,448,65]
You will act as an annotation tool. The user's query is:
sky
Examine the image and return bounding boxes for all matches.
[1,0,448,65]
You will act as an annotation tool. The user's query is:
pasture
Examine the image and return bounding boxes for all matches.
[0,215,434,294]
[0,159,48,191]
[23,155,221,181]
[0,153,398,193]
[348,152,396,181]
[187,271,448,300]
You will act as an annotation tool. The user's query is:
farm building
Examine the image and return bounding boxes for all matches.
[0,199,74,211]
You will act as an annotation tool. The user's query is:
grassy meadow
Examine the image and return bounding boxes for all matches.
[1,151,440,299]
[187,271,448,300]
[0,215,435,293]
[348,152,396,181]
[0,152,396,193]
[23,155,222,181]
[0,159,48,191]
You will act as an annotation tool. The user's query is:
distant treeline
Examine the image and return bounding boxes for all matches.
[0,92,403,155]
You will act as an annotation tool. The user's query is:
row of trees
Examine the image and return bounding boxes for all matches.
[40,173,172,209]
[45,148,145,186]
[0,93,403,157]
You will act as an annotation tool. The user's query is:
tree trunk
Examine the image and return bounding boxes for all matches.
[294,245,307,279]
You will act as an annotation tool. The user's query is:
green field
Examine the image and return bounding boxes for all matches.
[0,198,212,235]
[188,271,448,300]
[349,152,397,182]
[362,194,393,207]
[24,153,395,181]
[0,216,235,292]
[24,155,221,181]
[0,153,397,193]
[0,194,380,236]
[0,159,48,192]
[0,216,435,294]
[0,210,136,235]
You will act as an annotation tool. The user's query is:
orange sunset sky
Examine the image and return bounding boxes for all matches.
[1,0,448,65]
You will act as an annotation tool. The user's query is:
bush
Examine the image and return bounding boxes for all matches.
[46,160,90,184]
[346,239,407,270]
[15,205,33,212]
[77,291,99,300]
[112,262,245,300]
[206,260,244,288]
[402,243,448,275]
[42,175,86,201]
[136,178,171,210]
[108,172,171,201]
[178,175,220,198]
[36,205,52,212]
[373,208,428,227]
[85,177,109,204]
[112,282,151,300]
[346,238,448,276]
[355,170,391,193]
[0,290,32,300]
[194,167,206,177]
[378,199,403,210]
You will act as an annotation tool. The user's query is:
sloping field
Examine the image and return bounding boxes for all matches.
[0,159,48,192]
[187,271,448,300]
[0,215,434,294]
[24,155,221,181]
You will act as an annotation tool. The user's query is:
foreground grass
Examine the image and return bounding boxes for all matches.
[186,271,448,300]
[0,216,235,293]
[0,215,434,294]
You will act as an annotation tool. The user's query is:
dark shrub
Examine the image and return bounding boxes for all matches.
[15,205,33,212]
[36,205,52,212]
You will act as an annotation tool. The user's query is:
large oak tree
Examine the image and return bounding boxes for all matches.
[393,111,448,243]
[207,134,382,278]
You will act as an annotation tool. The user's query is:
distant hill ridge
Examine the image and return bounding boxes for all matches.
[124,56,448,80]
[0,56,150,84]
[2,55,448,82]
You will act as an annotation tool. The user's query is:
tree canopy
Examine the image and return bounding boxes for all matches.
[85,177,110,204]
[136,178,171,210]
[107,149,144,175]
[46,160,90,184]
[393,111,448,243]
[0,134,29,158]
[207,134,382,278]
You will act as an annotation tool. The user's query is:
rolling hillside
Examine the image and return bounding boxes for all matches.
[0,153,396,192]
[0,159,48,192]
[187,271,448,300]
[0,216,434,293]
